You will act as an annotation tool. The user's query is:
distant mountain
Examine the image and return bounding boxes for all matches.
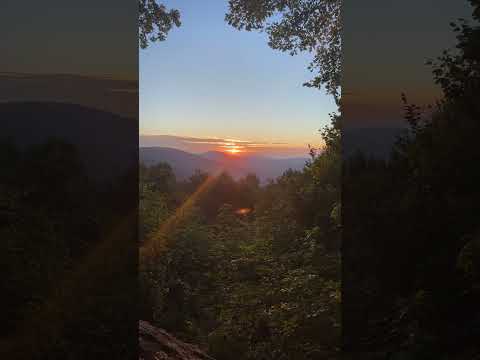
[240,155,308,180]
[140,147,221,180]
[201,151,232,162]
[139,147,308,182]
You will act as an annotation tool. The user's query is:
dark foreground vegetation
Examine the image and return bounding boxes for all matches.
[139,116,341,360]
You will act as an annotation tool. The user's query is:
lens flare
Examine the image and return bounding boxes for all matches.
[235,208,251,215]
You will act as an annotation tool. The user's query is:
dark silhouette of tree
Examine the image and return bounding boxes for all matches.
[139,0,181,48]
[225,0,341,101]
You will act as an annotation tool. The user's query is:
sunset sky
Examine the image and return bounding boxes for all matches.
[140,0,336,157]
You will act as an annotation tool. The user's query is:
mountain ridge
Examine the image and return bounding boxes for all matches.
[139,147,308,182]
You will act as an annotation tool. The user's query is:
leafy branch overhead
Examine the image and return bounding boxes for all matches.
[139,1,341,102]
[225,0,342,100]
[139,0,181,49]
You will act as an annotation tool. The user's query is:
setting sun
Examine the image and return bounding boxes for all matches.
[222,143,244,154]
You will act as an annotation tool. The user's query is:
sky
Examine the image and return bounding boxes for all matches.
[140,0,336,157]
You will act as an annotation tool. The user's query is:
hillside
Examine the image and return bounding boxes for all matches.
[139,147,308,182]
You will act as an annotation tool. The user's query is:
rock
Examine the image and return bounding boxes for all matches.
[139,321,214,360]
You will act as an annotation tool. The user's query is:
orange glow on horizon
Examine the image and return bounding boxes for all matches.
[226,148,241,154]
[222,143,244,155]
[139,133,324,157]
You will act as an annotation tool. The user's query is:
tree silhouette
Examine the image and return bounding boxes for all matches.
[139,0,181,48]
[225,0,341,101]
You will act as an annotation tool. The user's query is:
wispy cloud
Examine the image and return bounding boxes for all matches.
[139,134,314,158]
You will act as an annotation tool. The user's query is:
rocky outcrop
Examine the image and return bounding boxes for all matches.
[139,321,214,360]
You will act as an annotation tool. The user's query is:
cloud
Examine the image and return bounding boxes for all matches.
[139,134,313,157]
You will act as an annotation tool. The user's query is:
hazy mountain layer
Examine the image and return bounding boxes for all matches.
[139,147,308,182]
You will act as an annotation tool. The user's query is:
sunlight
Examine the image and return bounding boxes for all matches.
[227,148,241,154]
[223,143,243,155]
[140,173,219,259]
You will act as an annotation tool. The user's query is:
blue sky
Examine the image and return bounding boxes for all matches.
[140,0,336,155]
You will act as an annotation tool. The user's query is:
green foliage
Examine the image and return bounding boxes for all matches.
[139,162,175,240]
[139,117,341,359]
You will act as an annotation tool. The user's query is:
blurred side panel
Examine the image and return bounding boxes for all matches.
[0,1,138,359]
[342,1,479,359]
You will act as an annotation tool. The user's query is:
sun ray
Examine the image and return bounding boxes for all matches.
[140,173,219,259]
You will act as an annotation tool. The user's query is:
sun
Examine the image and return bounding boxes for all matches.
[223,144,243,154]
[227,148,241,154]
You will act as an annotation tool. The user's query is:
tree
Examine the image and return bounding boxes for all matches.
[225,0,341,101]
[139,0,181,48]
